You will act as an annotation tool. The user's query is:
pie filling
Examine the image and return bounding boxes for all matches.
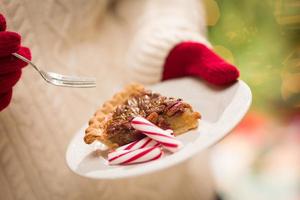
[84,83,201,148]
[105,90,192,146]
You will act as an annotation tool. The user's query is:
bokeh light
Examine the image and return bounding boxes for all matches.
[207,0,300,199]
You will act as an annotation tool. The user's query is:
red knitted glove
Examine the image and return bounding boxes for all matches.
[163,42,239,85]
[0,13,31,111]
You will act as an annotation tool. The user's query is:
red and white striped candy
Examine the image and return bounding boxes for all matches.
[131,117,183,152]
[116,137,160,151]
[108,146,163,165]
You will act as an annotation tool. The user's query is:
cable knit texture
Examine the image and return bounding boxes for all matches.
[126,0,211,84]
[0,88,12,111]
[163,42,240,85]
[0,1,215,200]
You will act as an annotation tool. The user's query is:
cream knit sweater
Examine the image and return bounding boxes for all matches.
[0,1,215,200]
[126,0,211,84]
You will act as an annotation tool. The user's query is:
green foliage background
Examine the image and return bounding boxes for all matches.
[208,0,300,115]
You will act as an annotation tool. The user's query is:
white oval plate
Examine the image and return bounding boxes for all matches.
[66,77,252,179]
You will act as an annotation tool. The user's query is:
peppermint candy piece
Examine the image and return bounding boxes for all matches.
[131,117,183,152]
[108,146,163,165]
[116,137,160,151]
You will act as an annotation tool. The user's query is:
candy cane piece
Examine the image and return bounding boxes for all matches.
[131,117,183,152]
[108,146,163,165]
[116,137,160,151]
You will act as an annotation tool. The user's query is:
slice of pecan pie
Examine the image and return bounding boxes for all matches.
[84,83,201,149]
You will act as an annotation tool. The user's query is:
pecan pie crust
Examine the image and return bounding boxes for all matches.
[84,83,200,149]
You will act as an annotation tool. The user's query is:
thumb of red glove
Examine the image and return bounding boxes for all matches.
[0,13,31,111]
[163,42,239,85]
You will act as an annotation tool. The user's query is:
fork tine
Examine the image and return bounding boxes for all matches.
[43,72,96,87]
[48,79,96,88]
[47,72,96,83]
[42,72,96,86]
[56,84,96,88]
[13,53,97,88]
[60,83,96,88]
[50,78,96,84]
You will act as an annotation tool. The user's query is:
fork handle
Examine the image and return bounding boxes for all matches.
[12,53,40,72]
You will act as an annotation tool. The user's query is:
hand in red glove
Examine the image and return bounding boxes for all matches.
[163,42,239,85]
[0,13,31,111]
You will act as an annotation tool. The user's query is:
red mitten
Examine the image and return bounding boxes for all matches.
[163,42,239,85]
[0,13,31,111]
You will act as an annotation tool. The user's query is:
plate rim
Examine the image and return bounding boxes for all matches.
[66,79,252,179]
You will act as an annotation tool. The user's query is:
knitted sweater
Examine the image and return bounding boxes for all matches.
[0,1,215,200]
[126,0,211,84]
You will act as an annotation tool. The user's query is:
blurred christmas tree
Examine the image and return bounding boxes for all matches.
[207,1,300,199]
[207,0,300,117]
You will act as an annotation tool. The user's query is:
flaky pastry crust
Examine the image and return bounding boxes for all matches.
[84,83,145,148]
[84,83,200,149]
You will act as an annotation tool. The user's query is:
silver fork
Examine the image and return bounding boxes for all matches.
[13,53,96,88]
